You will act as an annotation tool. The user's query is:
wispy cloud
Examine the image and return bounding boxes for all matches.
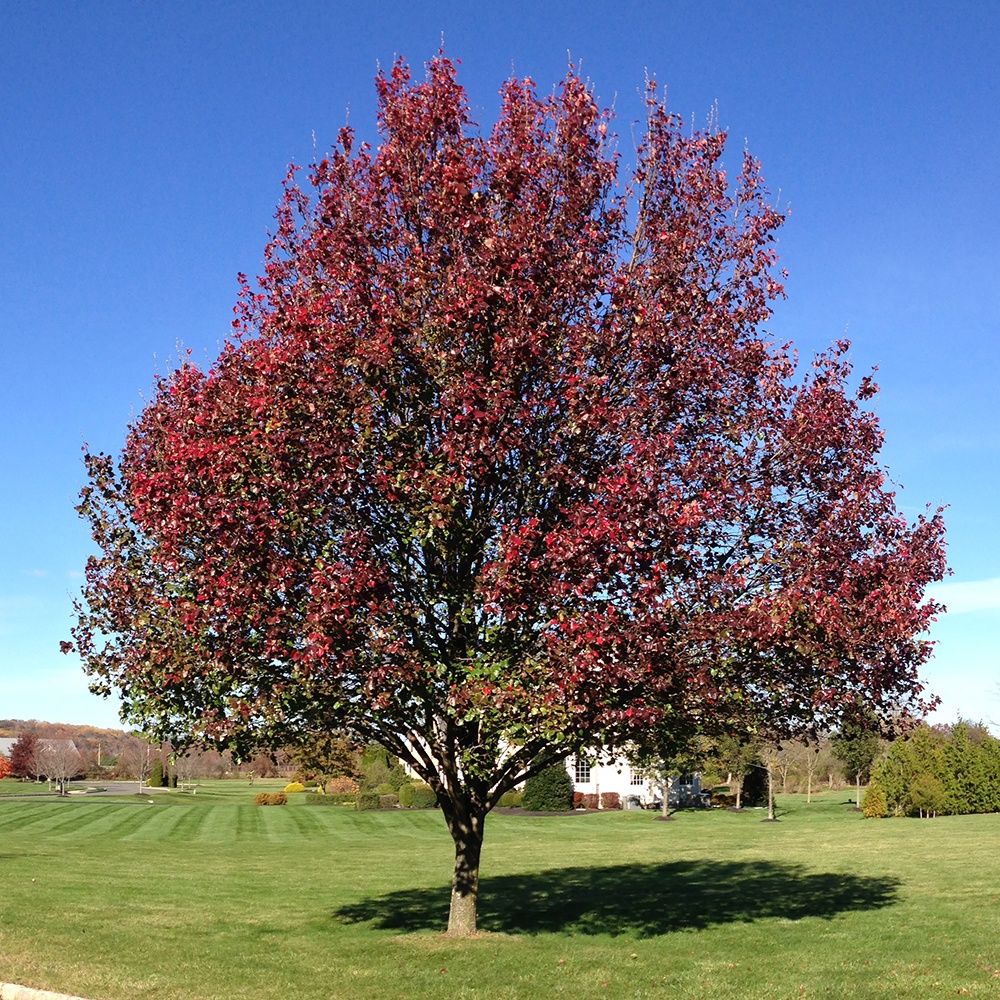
[927,577,1000,614]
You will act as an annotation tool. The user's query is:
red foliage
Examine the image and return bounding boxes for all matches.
[600,792,621,810]
[325,775,360,795]
[254,792,287,806]
[9,733,39,779]
[581,793,600,810]
[0,754,11,779]
[68,56,945,932]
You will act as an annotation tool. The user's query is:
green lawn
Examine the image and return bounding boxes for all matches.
[0,778,62,797]
[1,789,998,998]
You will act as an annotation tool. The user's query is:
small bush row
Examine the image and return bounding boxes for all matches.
[355,791,398,811]
[570,791,622,810]
[304,793,355,805]
[255,792,288,806]
[303,783,438,811]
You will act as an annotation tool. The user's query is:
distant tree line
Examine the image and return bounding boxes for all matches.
[864,721,1000,819]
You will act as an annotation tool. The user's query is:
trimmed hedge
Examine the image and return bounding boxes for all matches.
[305,793,355,805]
[522,764,573,811]
[409,784,438,809]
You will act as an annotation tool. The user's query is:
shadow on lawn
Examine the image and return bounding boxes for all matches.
[333,859,899,936]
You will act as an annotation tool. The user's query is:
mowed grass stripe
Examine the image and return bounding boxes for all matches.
[102,802,169,839]
[235,803,265,841]
[281,804,329,837]
[0,800,59,833]
[10,801,125,838]
[160,803,213,841]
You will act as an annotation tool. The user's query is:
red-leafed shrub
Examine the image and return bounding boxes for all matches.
[0,755,11,779]
[573,791,585,808]
[255,792,288,805]
[581,793,599,810]
[325,775,360,795]
[600,792,621,810]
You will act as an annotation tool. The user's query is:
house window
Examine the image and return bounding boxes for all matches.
[630,771,645,786]
[573,756,591,783]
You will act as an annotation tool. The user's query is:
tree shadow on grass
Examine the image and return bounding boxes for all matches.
[333,860,899,937]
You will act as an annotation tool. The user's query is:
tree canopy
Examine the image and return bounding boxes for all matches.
[69,55,946,934]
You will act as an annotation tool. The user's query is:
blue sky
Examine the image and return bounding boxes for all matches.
[1,2,997,730]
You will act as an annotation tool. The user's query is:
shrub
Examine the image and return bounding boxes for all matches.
[409,783,438,809]
[498,789,524,808]
[600,791,621,810]
[522,764,573,811]
[910,773,948,817]
[305,793,355,805]
[398,782,414,808]
[169,772,178,788]
[710,790,736,808]
[148,757,165,788]
[255,792,288,806]
[325,776,359,795]
[387,761,409,791]
[740,766,768,808]
[861,780,887,818]
[356,791,381,811]
[379,793,399,809]
[0,755,11,780]
[581,792,599,810]
[573,791,584,808]
[376,782,395,795]
[284,781,306,793]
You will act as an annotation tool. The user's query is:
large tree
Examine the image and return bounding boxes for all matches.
[69,56,946,935]
[9,733,40,780]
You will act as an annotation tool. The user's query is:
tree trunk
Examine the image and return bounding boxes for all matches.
[766,766,776,820]
[443,804,486,936]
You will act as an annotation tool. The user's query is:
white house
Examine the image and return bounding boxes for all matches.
[398,740,702,810]
[565,753,703,809]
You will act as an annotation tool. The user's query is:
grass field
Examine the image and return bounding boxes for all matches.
[1,785,999,999]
